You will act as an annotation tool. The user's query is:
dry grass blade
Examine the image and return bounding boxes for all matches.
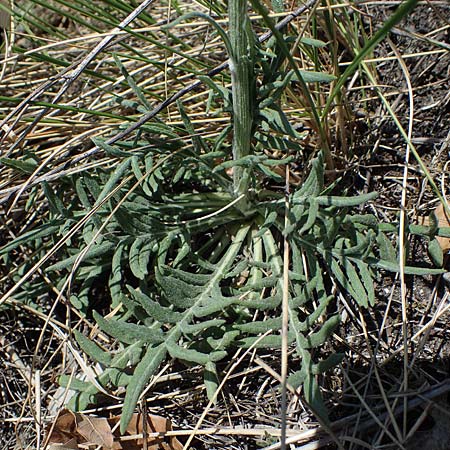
[387,35,415,441]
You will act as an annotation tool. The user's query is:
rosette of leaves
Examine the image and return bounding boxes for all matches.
[55,144,441,434]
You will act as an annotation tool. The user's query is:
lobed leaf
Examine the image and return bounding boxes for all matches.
[166,340,227,365]
[128,286,184,324]
[93,311,164,345]
[74,330,112,366]
[121,344,167,434]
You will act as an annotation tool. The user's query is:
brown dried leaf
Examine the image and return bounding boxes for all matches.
[420,202,450,252]
[77,415,114,449]
[433,202,450,252]
[109,413,183,450]
[48,410,115,449]
[47,410,79,447]
[47,410,183,450]
[53,410,78,435]
[47,441,78,450]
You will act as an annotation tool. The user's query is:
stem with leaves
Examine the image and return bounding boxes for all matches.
[229,0,255,208]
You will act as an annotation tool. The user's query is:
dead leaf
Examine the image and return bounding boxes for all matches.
[77,415,114,449]
[433,202,450,252]
[420,201,450,252]
[109,413,183,450]
[47,410,183,450]
[47,439,78,450]
[54,410,78,434]
[47,409,114,449]
[46,410,79,448]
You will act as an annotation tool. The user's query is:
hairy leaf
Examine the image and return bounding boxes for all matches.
[93,312,164,345]
[121,344,167,434]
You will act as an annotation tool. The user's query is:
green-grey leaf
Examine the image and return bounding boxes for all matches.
[166,341,226,364]
[299,37,327,48]
[109,241,126,308]
[328,257,359,302]
[121,344,167,434]
[377,232,397,262]
[368,258,444,275]
[58,375,91,392]
[192,294,237,317]
[96,157,132,204]
[236,294,282,310]
[129,237,153,280]
[312,192,377,207]
[306,315,340,348]
[271,0,283,12]
[354,260,375,306]
[234,317,281,333]
[299,198,319,235]
[67,392,98,412]
[180,319,226,334]
[238,333,294,348]
[0,156,37,173]
[0,223,62,255]
[46,242,116,272]
[304,373,329,423]
[291,71,336,83]
[294,153,324,198]
[428,238,444,267]
[128,286,184,324]
[92,137,131,158]
[74,330,112,366]
[344,259,369,308]
[312,353,344,374]
[93,311,164,345]
[288,369,306,389]
[204,361,219,404]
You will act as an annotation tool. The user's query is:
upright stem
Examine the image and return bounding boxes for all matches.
[229,0,254,205]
